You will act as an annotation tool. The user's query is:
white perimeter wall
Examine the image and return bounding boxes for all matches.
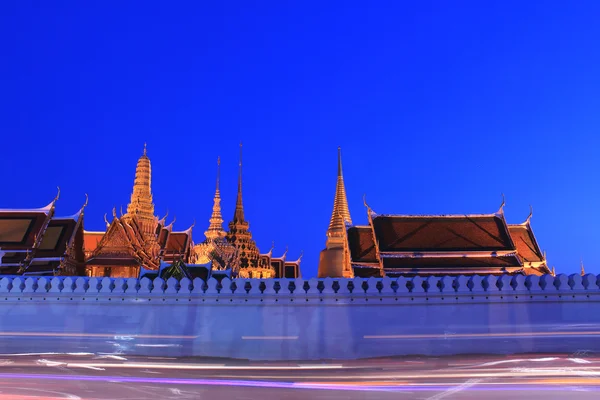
[0,273,599,360]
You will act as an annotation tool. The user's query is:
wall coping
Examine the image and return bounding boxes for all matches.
[0,274,597,304]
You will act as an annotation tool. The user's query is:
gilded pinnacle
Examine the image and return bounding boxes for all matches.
[233,142,245,223]
[327,147,352,235]
[125,145,156,236]
[205,156,226,240]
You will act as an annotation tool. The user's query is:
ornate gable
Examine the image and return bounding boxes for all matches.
[92,219,138,260]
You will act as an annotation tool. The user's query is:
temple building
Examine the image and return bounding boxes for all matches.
[83,145,194,278]
[192,144,302,279]
[0,144,302,279]
[0,189,86,276]
[318,148,552,278]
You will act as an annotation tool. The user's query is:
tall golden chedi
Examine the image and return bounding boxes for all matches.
[84,145,193,278]
[317,147,354,278]
[123,144,158,239]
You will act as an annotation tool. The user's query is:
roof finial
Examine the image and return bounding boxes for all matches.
[551,266,556,276]
[112,207,117,220]
[581,258,585,276]
[53,186,61,203]
[143,142,147,156]
[104,213,110,228]
[526,205,533,224]
[498,193,505,214]
[83,193,89,209]
[337,146,343,177]
[120,205,124,218]
[297,250,304,263]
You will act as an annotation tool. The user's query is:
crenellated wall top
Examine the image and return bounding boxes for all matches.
[0,273,598,302]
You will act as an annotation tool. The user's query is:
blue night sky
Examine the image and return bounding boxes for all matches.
[1,2,599,277]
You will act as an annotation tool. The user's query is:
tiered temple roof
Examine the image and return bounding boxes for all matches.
[0,189,86,276]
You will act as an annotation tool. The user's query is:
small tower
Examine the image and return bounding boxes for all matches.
[317,147,354,278]
[124,143,158,238]
[226,143,261,273]
[205,157,226,240]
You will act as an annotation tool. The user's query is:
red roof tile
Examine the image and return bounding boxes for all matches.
[508,224,544,263]
[347,226,377,263]
[372,215,514,252]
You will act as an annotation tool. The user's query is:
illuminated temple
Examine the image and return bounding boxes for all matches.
[317,148,552,278]
[0,145,302,279]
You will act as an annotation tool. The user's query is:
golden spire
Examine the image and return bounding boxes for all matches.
[205,156,226,240]
[581,259,585,276]
[125,144,157,236]
[327,147,352,235]
[551,266,556,276]
[227,142,260,271]
[232,142,245,223]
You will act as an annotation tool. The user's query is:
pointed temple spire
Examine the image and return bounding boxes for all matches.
[581,259,585,276]
[227,142,260,271]
[205,156,226,240]
[318,147,354,278]
[327,147,352,235]
[124,144,157,237]
[233,142,245,223]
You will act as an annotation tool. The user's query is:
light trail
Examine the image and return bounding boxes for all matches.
[0,373,598,393]
[241,336,299,340]
[0,332,197,339]
[364,331,600,339]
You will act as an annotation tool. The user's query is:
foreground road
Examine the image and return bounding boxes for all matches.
[0,353,599,399]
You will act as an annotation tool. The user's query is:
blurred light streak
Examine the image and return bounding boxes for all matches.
[364,331,600,339]
[0,332,196,339]
[241,336,299,340]
[40,362,346,371]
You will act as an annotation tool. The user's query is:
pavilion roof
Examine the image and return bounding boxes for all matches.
[371,213,515,252]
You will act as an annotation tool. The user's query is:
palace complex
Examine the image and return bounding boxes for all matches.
[317,148,552,278]
[0,145,302,279]
[0,145,558,280]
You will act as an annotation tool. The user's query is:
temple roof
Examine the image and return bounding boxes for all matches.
[83,231,104,254]
[0,210,50,249]
[165,231,191,254]
[381,254,521,269]
[371,213,515,252]
[37,217,78,258]
[508,223,544,263]
[347,226,377,264]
